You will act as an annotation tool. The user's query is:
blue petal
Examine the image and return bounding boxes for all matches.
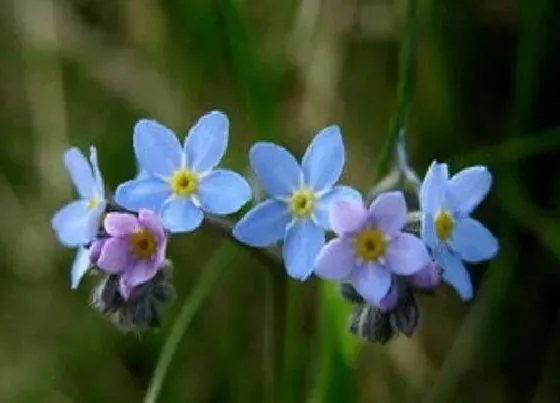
[448,166,492,216]
[249,143,302,198]
[198,169,251,215]
[63,148,95,199]
[302,125,345,192]
[52,201,96,247]
[70,247,91,290]
[314,185,363,230]
[184,111,229,173]
[420,213,437,249]
[451,217,499,263]
[88,146,105,200]
[115,178,170,212]
[419,160,448,214]
[133,119,182,177]
[282,220,325,280]
[160,198,203,233]
[434,246,473,301]
[351,263,392,306]
[233,199,291,247]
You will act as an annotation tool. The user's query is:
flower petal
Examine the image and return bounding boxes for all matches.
[329,199,368,236]
[52,201,98,247]
[198,169,252,215]
[448,166,492,216]
[133,119,182,177]
[435,246,473,301]
[283,220,325,280]
[124,261,159,288]
[63,147,95,199]
[378,284,399,313]
[386,233,430,275]
[119,277,135,301]
[70,247,91,290]
[302,125,345,192]
[249,143,302,198]
[89,239,106,265]
[138,209,166,244]
[89,146,105,200]
[406,261,441,291]
[115,178,170,213]
[314,185,363,230]
[420,213,437,249]
[104,213,141,237]
[451,218,499,263]
[369,191,407,237]
[313,238,355,280]
[160,198,203,233]
[233,199,291,247]
[184,110,229,173]
[351,264,392,306]
[96,238,129,274]
[419,160,448,214]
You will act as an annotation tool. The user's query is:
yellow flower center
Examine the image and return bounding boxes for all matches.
[434,210,454,242]
[129,228,157,260]
[87,196,100,211]
[290,190,316,219]
[354,227,387,262]
[169,169,199,196]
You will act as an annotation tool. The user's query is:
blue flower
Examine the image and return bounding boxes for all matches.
[233,126,362,280]
[51,146,107,289]
[419,161,499,301]
[115,111,252,233]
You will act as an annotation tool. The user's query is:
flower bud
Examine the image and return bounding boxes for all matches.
[406,261,441,292]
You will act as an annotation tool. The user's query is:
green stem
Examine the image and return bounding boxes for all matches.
[371,0,418,183]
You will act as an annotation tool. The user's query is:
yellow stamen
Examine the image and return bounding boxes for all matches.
[129,228,157,260]
[290,190,316,219]
[87,196,100,211]
[169,169,199,196]
[434,210,454,241]
[353,227,387,262]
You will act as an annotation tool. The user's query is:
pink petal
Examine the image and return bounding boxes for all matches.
[124,260,159,288]
[369,191,407,237]
[329,199,368,236]
[104,213,141,237]
[351,263,392,306]
[386,233,430,275]
[313,238,355,280]
[138,209,166,243]
[96,238,129,274]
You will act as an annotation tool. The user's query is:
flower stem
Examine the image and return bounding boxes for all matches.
[371,0,418,183]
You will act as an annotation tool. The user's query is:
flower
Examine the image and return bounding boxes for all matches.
[419,161,499,301]
[232,125,362,280]
[93,209,167,300]
[51,146,106,289]
[314,191,430,306]
[115,111,252,233]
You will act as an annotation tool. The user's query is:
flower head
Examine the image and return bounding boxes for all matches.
[93,209,167,300]
[419,161,499,301]
[115,111,252,233]
[232,126,362,280]
[314,191,430,306]
[51,146,106,289]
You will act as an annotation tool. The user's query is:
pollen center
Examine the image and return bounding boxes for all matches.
[434,210,454,241]
[354,227,387,262]
[290,190,316,218]
[87,196,100,211]
[129,228,157,260]
[169,169,199,196]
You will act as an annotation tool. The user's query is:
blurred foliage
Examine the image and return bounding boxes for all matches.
[0,0,559,402]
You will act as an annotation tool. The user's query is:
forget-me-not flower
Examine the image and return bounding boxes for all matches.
[419,161,499,301]
[51,146,106,289]
[314,191,430,306]
[115,111,252,233]
[233,126,362,280]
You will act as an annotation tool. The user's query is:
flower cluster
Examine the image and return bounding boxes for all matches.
[51,110,498,338]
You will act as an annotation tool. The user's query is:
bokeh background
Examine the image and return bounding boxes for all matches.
[1,0,559,402]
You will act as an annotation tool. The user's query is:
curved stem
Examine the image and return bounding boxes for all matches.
[370,0,418,183]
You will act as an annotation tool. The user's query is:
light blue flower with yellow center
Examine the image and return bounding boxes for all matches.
[115,110,252,233]
[419,161,499,301]
[51,146,106,289]
[233,126,362,280]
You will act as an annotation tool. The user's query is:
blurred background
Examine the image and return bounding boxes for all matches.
[1,0,559,401]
